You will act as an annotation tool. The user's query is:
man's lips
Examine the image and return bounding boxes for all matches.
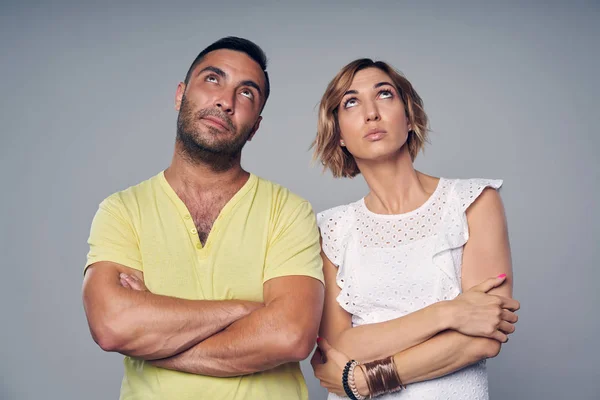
[201,116,230,132]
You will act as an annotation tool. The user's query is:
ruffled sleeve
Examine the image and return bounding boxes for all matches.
[432,179,503,291]
[455,178,503,213]
[317,205,354,291]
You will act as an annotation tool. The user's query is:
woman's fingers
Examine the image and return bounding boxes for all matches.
[470,275,507,293]
[497,320,516,335]
[501,309,518,323]
[317,337,349,366]
[310,348,323,369]
[491,330,509,343]
[496,296,520,311]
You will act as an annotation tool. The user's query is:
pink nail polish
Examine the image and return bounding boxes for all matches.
[317,337,322,343]
[497,274,506,278]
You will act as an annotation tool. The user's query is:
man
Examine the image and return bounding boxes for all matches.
[82,37,324,400]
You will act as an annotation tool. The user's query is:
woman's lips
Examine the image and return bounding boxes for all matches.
[364,129,387,141]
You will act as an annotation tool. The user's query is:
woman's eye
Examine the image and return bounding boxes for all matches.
[344,98,358,108]
[379,90,393,99]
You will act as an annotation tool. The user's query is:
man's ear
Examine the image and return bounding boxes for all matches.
[247,116,263,142]
[175,82,186,111]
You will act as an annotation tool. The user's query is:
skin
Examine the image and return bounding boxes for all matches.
[83,49,324,374]
[310,67,520,396]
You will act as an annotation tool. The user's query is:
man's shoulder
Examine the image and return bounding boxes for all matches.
[97,172,163,214]
[254,175,311,212]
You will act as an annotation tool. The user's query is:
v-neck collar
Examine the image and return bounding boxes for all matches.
[157,170,257,255]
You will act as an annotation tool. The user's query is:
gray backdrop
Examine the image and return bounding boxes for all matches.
[1,1,599,399]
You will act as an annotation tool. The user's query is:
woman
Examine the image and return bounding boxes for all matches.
[310,59,520,399]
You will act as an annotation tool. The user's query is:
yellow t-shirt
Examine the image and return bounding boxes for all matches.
[86,171,324,400]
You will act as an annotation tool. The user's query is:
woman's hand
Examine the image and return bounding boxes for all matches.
[311,338,367,397]
[448,275,520,342]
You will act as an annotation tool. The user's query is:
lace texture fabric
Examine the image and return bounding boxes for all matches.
[318,178,502,400]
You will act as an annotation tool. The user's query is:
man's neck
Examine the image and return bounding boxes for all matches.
[165,146,249,195]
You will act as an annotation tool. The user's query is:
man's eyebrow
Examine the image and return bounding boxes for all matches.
[241,80,262,97]
[197,66,227,78]
[197,66,263,98]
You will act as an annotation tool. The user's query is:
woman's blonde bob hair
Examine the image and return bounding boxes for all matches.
[312,59,429,178]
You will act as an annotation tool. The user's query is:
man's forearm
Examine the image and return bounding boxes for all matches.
[151,298,316,376]
[88,284,259,360]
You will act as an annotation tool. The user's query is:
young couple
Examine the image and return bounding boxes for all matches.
[82,36,519,400]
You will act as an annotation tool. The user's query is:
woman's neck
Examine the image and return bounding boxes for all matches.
[357,148,438,215]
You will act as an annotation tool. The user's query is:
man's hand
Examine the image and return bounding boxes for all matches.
[119,273,148,291]
[83,262,264,360]
[119,273,149,292]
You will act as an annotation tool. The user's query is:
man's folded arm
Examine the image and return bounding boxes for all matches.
[83,261,262,360]
[150,200,325,376]
[82,196,261,360]
[150,275,324,377]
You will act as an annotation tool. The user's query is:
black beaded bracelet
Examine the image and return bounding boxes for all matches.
[342,360,359,400]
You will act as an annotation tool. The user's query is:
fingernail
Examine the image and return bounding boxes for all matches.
[317,337,322,343]
[497,274,506,278]
[119,273,127,279]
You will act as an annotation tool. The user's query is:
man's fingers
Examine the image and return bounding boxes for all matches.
[471,275,507,293]
[501,309,518,323]
[124,275,141,290]
[120,274,145,291]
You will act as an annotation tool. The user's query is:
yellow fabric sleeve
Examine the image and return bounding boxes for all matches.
[85,194,143,274]
[263,201,324,283]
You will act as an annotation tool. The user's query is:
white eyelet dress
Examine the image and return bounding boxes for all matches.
[317,178,503,400]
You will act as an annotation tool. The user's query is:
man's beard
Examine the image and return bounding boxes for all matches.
[176,94,255,170]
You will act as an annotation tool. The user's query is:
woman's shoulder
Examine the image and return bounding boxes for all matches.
[316,200,361,224]
[316,202,361,265]
[440,177,504,212]
[444,177,503,189]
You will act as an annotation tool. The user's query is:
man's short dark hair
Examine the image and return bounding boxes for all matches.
[184,36,270,109]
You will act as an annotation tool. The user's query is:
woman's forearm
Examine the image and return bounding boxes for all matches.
[332,301,454,362]
[395,330,499,384]
[354,330,500,395]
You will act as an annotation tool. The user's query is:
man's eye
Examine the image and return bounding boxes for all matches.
[241,89,254,99]
[205,75,218,83]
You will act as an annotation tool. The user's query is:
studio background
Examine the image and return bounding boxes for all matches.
[1,1,598,399]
